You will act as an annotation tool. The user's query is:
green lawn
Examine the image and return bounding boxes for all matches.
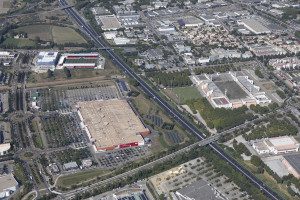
[2,38,35,48]
[57,169,107,187]
[33,133,44,149]
[14,163,27,184]
[16,25,52,41]
[51,26,86,44]
[172,86,202,104]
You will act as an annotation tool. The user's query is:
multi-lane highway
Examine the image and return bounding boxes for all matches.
[59,1,284,199]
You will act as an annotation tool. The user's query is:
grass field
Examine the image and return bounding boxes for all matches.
[16,25,87,44]
[2,38,36,48]
[0,0,10,14]
[171,87,202,104]
[52,26,86,44]
[17,25,52,41]
[56,169,108,187]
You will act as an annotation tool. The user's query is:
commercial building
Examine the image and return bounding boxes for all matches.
[239,19,271,34]
[141,49,164,60]
[282,153,300,178]
[113,188,149,200]
[57,53,105,69]
[0,52,15,59]
[63,162,78,171]
[77,99,149,151]
[81,159,92,169]
[175,179,224,200]
[0,143,10,155]
[269,57,300,70]
[97,15,122,30]
[34,52,59,72]
[253,136,300,155]
[0,174,19,199]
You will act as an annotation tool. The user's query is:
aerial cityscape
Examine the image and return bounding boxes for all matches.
[0,0,299,199]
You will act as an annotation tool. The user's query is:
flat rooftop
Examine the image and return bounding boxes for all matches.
[241,18,270,34]
[0,174,18,192]
[78,99,148,150]
[268,136,298,151]
[177,179,221,200]
[99,15,122,30]
[283,153,300,175]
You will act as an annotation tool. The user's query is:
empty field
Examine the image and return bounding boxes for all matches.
[2,38,36,48]
[15,25,87,44]
[52,26,86,44]
[16,25,52,41]
[215,81,248,100]
[56,169,108,187]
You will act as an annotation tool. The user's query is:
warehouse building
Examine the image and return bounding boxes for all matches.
[239,19,271,34]
[34,52,59,72]
[57,53,105,69]
[177,16,204,27]
[63,162,78,171]
[0,52,15,59]
[282,153,300,178]
[253,136,300,155]
[77,99,149,151]
[0,174,19,199]
[97,15,122,30]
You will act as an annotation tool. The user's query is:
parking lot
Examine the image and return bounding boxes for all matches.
[40,113,88,148]
[97,146,151,169]
[31,84,120,112]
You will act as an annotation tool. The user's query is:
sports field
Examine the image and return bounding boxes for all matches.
[16,25,87,44]
[215,81,248,100]
[172,86,202,103]
[2,38,36,48]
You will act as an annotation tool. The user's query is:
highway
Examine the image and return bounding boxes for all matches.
[59,0,284,199]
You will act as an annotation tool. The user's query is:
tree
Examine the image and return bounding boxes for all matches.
[47,69,53,78]
[250,155,262,167]
[63,67,71,78]
[128,78,139,87]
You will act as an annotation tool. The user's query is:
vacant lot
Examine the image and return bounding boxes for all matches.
[15,25,87,44]
[52,26,86,44]
[56,169,108,187]
[17,25,52,41]
[215,81,248,100]
[2,38,36,48]
[0,0,10,14]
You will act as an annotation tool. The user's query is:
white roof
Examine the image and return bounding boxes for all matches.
[0,174,18,192]
[0,143,10,152]
[37,52,58,63]
[269,136,296,147]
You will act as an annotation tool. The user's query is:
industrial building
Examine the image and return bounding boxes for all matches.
[57,53,105,69]
[252,136,300,155]
[175,179,224,200]
[209,48,252,61]
[190,72,271,109]
[238,19,271,34]
[177,16,204,27]
[249,45,286,56]
[112,188,149,200]
[282,153,300,178]
[77,99,149,151]
[97,15,122,30]
[34,52,59,72]
[0,174,19,199]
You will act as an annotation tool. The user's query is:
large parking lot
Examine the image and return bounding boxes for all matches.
[97,146,151,169]
[29,83,120,112]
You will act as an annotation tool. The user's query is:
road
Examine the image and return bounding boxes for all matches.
[57,0,284,199]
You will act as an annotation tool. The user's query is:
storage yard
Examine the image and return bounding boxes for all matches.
[77,99,150,151]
